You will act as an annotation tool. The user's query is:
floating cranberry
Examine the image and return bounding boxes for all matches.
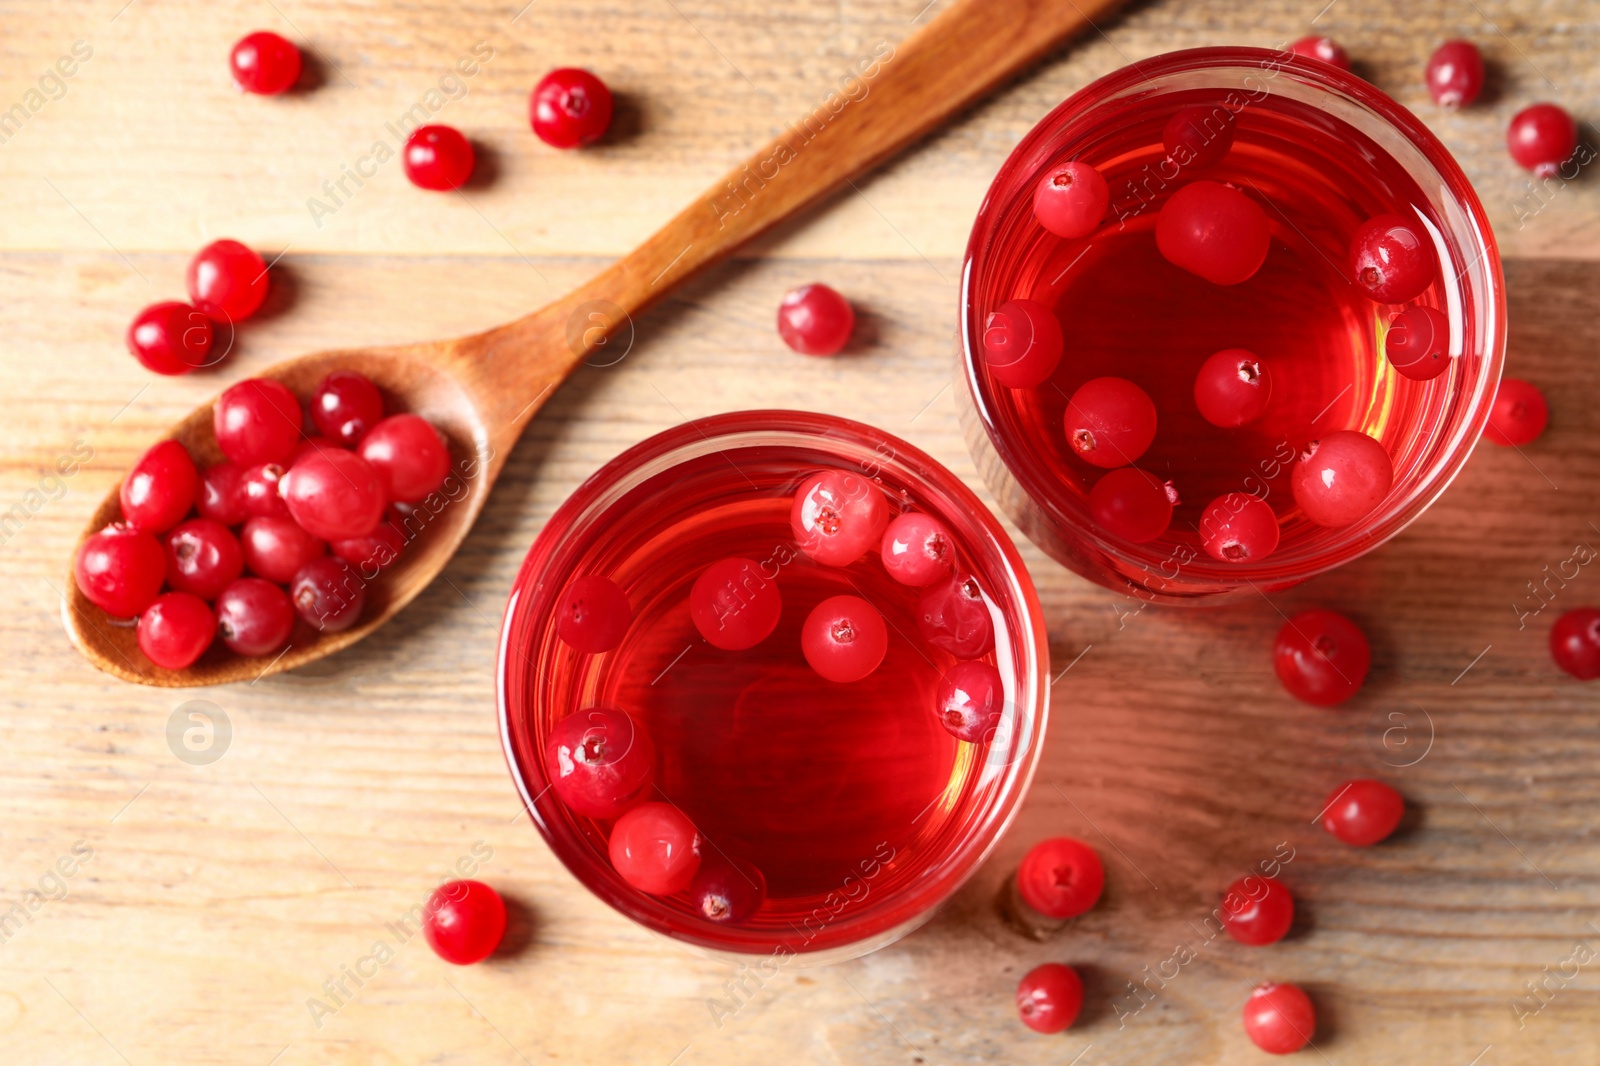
[1243,982,1315,1055]
[608,801,701,896]
[281,448,385,541]
[1385,306,1451,380]
[530,68,614,148]
[358,414,451,503]
[556,575,631,653]
[291,556,365,632]
[1321,779,1405,845]
[187,240,269,322]
[310,370,385,446]
[776,283,855,356]
[1156,180,1271,286]
[880,511,955,587]
[214,379,303,466]
[1350,213,1435,303]
[1163,103,1237,169]
[1550,608,1600,680]
[544,707,657,819]
[127,301,215,376]
[1194,348,1271,426]
[1033,161,1108,238]
[936,660,1004,742]
[1016,963,1083,1034]
[1426,40,1485,108]
[1484,378,1549,446]
[982,299,1063,389]
[164,518,244,600]
[215,577,295,656]
[689,557,782,651]
[1199,493,1280,563]
[403,125,475,191]
[1274,608,1370,707]
[136,592,214,669]
[1017,837,1103,919]
[801,595,888,683]
[1289,35,1350,70]
[198,462,251,525]
[229,31,301,95]
[1291,430,1392,527]
[332,521,406,575]
[422,880,506,965]
[1088,467,1172,544]
[1508,103,1578,177]
[240,515,325,584]
[238,462,291,519]
[75,524,165,617]
[791,469,889,566]
[1064,376,1158,468]
[120,439,198,533]
[689,855,767,924]
[917,571,994,659]
[1221,875,1294,945]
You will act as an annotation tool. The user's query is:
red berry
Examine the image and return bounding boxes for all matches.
[1291,430,1392,527]
[689,557,782,651]
[1064,377,1158,468]
[982,299,1063,389]
[936,660,1004,742]
[230,31,301,95]
[557,575,631,653]
[403,125,475,191]
[1162,103,1237,170]
[1484,378,1549,446]
[1088,467,1172,543]
[164,518,244,600]
[239,462,292,519]
[136,591,215,669]
[917,571,995,659]
[530,68,614,149]
[689,855,767,924]
[608,801,701,896]
[281,448,385,541]
[291,556,365,633]
[121,439,199,533]
[545,707,657,819]
[1221,875,1294,945]
[215,577,295,656]
[1426,40,1485,108]
[1242,982,1315,1055]
[1508,103,1578,178]
[1274,609,1370,706]
[215,379,303,466]
[198,461,251,525]
[1320,779,1405,845]
[776,283,855,356]
[1194,348,1271,426]
[332,521,406,575]
[1385,306,1451,380]
[880,512,955,587]
[1350,213,1435,303]
[1032,161,1108,238]
[187,240,269,322]
[310,371,384,446]
[1016,963,1083,1034]
[127,301,215,376]
[791,469,889,566]
[75,524,165,617]
[358,414,451,503]
[240,515,325,584]
[801,595,888,683]
[1550,608,1600,680]
[1289,35,1349,70]
[1155,180,1271,286]
[1017,837,1103,919]
[1199,493,1280,563]
[422,880,506,965]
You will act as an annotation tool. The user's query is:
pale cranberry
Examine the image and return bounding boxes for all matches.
[791,469,889,566]
[1063,377,1158,468]
[332,521,406,575]
[1385,305,1451,380]
[801,595,888,683]
[1163,103,1236,169]
[1032,161,1108,238]
[215,577,295,656]
[1194,348,1271,426]
[530,68,613,148]
[1088,467,1172,543]
[121,439,198,533]
[1017,837,1103,919]
[1016,963,1083,1034]
[198,462,251,525]
[423,880,506,965]
[982,299,1063,389]
[137,592,214,669]
[1484,378,1549,446]
[187,240,269,322]
[880,512,955,587]
[281,448,385,541]
[917,571,994,658]
[291,556,365,632]
[230,31,301,95]
[1321,779,1405,845]
[127,301,214,375]
[1274,609,1370,706]
[240,515,325,584]
[557,575,631,653]
[689,855,767,924]
[163,518,243,600]
[1199,493,1280,563]
[310,371,384,446]
[1243,983,1315,1055]
[75,524,165,617]
[239,462,291,519]
[1221,875,1294,945]
[1290,35,1349,70]
[608,802,701,896]
[1155,181,1271,286]
[1426,40,1485,108]
[1291,430,1392,527]
[1350,213,1435,303]
[403,125,475,191]
[936,660,1004,742]
[776,284,855,356]
[1551,608,1600,680]
[214,379,303,466]
[689,557,782,651]
[358,414,451,503]
[545,707,657,819]
[1508,103,1578,177]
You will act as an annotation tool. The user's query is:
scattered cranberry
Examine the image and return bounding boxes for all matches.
[187,239,269,322]
[214,378,303,466]
[215,577,295,656]
[230,31,301,95]
[1016,963,1083,1034]
[556,575,631,654]
[403,125,475,191]
[608,801,701,896]
[75,524,165,617]
[917,571,994,658]
[1385,305,1451,380]
[1017,837,1103,919]
[1032,161,1108,238]
[281,448,385,541]
[545,707,657,819]
[880,512,955,587]
[1274,609,1370,706]
[1508,103,1578,177]
[1484,378,1549,446]
[422,880,506,965]
[1242,982,1316,1055]
[1321,779,1405,845]
[530,68,614,149]
[1221,875,1294,945]
[358,414,451,503]
[127,301,215,376]
[1550,608,1600,680]
[791,469,889,566]
[310,371,385,446]
[1063,377,1158,468]
[1289,35,1350,70]
[801,595,888,683]
[1088,467,1172,543]
[1194,348,1271,427]
[1350,213,1435,303]
[1199,493,1280,563]
[1426,40,1485,108]
[776,284,855,357]
[333,521,406,574]
[120,439,198,533]
[239,462,292,519]
[689,557,782,651]
[1163,103,1237,169]
[240,515,325,584]
[982,299,1063,389]
[689,855,767,924]
[291,556,365,632]
[163,519,244,600]
[1156,180,1271,286]
[136,591,215,669]
[1291,430,1392,527]
[936,660,1004,742]
[198,462,251,525]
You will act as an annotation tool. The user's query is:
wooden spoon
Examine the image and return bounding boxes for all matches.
[65,0,1124,687]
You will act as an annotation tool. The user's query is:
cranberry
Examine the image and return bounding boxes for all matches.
[791,469,889,566]
[1426,40,1485,108]
[1550,608,1600,680]
[198,462,251,525]
[1194,348,1271,426]
[1289,35,1350,70]
[136,592,214,669]
[403,125,475,191]
[1017,837,1103,919]
[530,68,614,148]
[936,660,1004,742]
[422,880,506,965]
[1199,493,1280,563]
[215,577,295,656]
[308,370,383,446]
[163,518,244,600]
[1291,430,1392,527]
[880,512,955,587]
[120,439,198,533]
[215,379,302,466]
[1484,378,1549,446]
[1155,180,1271,286]
[187,240,269,322]
[1016,963,1083,1034]
[358,414,451,503]
[608,801,701,896]
[1087,467,1172,544]
[776,284,855,356]
[1274,608,1370,707]
[332,521,406,575]
[1350,213,1435,303]
[1242,982,1315,1055]
[1032,161,1108,238]
[230,31,301,95]
[557,575,631,653]
[1385,305,1451,380]
[1508,103,1578,177]
[982,299,1063,389]
[1163,103,1236,170]
[544,707,656,819]
[281,448,385,541]
[689,557,782,651]
[1221,875,1294,945]
[1063,376,1158,468]
[291,556,365,633]
[127,301,215,376]
[240,515,325,584]
[689,855,767,924]
[801,595,889,683]
[75,524,165,617]
[1321,779,1405,845]
[917,571,994,659]
[238,462,291,519]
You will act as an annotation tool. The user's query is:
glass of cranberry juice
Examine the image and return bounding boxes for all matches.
[498,411,1048,961]
[959,47,1505,603]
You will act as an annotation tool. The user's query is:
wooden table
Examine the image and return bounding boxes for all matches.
[3,1,1597,1062]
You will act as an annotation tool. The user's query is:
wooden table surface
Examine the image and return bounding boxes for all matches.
[3,1,1598,1063]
